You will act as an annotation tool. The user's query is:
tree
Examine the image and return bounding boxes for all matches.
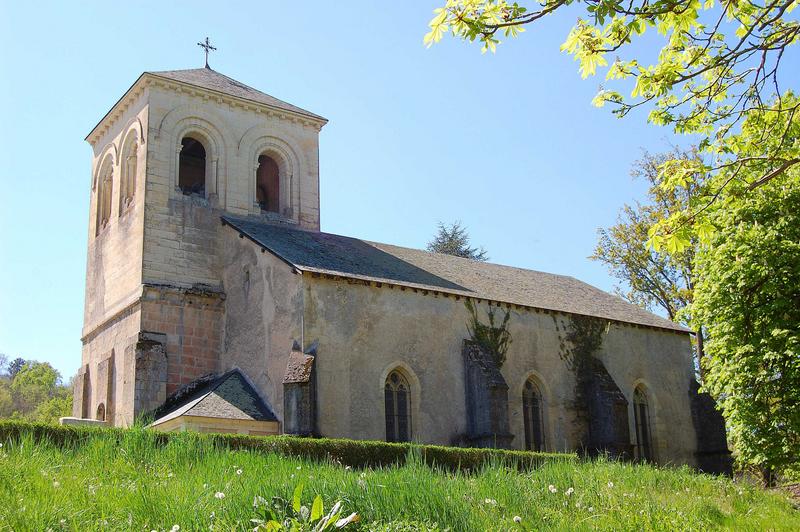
[7,357,25,379]
[10,361,61,416]
[427,221,489,260]
[424,1,799,247]
[591,148,707,371]
[692,161,800,483]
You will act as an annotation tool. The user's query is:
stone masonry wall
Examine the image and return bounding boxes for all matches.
[299,276,699,467]
[140,284,225,395]
[141,83,322,289]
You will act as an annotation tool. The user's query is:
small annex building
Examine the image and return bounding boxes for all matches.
[72,65,731,474]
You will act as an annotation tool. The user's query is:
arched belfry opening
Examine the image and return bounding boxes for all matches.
[384,369,412,442]
[178,136,206,196]
[120,133,138,211]
[256,153,280,213]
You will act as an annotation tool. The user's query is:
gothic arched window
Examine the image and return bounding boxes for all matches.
[633,387,653,462]
[120,133,138,211]
[179,136,206,196]
[96,157,113,235]
[384,370,411,442]
[256,153,280,213]
[522,378,545,451]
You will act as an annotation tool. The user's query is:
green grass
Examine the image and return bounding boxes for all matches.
[0,427,797,531]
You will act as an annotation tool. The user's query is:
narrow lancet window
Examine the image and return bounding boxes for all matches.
[96,158,113,235]
[179,136,206,195]
[256,154,280,213]
[385,370,411,442]
[633,387,653,462]
[523,379,545,451]
[120,135,138,210]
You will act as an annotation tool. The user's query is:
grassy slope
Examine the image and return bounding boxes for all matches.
[0,429,797,531]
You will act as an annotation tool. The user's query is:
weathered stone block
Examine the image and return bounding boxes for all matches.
[462,340,514,449]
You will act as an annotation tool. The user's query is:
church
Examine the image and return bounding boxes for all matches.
[72,62,730,473]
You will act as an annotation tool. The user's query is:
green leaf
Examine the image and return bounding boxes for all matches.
[311,494,323,522]
[292,483,304,513]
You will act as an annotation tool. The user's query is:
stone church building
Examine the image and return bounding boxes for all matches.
[73,66,730,472]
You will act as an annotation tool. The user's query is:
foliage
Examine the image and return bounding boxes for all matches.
[7,357,25,379]
[591,148,708,371]
[427,221,488,261]
[424,1,800,246]
[592,148,700,321]
[251,483,359,530]
[692,162,800,480]
[1,423,798,530]
[465,299,512,367]
[0,360,72,422]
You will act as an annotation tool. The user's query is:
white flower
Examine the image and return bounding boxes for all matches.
[214,492,225,499]
[296,466,302,471]
[513,516,522,523]
[588,507,594,513]
[607,481,614,488]
[575,502,581,508]
[483,498,497,506]
[565,487,574,496]
[236,469,243,475]
[59,519,66,525]
[344,466,351,471]
[171,526,180,532]
[548,485,557,493]
[52,481,60,488]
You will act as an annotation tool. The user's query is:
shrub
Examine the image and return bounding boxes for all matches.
[0,420,574,472]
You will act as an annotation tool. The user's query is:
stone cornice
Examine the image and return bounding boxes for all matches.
[86,72,328,146]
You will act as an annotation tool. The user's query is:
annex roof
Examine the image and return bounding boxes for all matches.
[150,369,277,427]
[148,67,326,121]
[221,216,688,333]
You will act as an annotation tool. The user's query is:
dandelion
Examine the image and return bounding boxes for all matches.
[513,516,522,523]
[565,487,574,496]
[236,469,243,475]
[214,492,225,499]
[52,481,60,488]
[588,507,594,513]
[296,466,302,471]
[607,481,614,488]
[171,526,180,532]
[575,502,581,508]
[548,485,557,493]
[484,498,497,506]
[59,519,66,525]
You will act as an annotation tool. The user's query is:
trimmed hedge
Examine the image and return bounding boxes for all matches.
[0,420,575,472]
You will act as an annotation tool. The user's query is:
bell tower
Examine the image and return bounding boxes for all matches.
[76,66,326,426]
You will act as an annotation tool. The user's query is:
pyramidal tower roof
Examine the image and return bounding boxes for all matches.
[148,67,326,121]
[86,66,326,143]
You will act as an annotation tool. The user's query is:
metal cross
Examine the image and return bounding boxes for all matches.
[197,37,217,68]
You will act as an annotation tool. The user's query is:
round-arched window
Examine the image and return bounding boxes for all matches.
[633,387,653,462]
[178,136,206,195]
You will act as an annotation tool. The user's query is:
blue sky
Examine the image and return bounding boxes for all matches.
[0,1,746,378]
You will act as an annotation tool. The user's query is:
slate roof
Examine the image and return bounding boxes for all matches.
[151,369,277,427]
[148,67,326,121]
[221,216,688,333]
